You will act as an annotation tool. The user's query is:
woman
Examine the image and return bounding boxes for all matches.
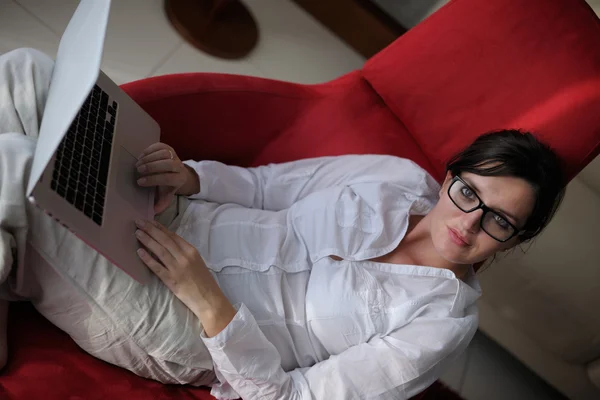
[0,48,566,399]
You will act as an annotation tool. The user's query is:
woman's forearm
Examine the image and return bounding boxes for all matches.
[176,165,200,196]
[135,217,237,338]
[195,291,237,338]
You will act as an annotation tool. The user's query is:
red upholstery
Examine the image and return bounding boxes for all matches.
[122,71,436,176]
[3,0,600,399]
[363,0,600,180]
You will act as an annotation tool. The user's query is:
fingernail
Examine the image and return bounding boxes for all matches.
[135,229,143,237]
[137,165,146,173]
[137,177,146,185]
[135,219,145,227]
[137,248,145,257]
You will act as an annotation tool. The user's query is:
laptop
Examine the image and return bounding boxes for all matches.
[27,0,159,284]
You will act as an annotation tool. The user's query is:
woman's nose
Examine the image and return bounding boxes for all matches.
[460,209,483,233]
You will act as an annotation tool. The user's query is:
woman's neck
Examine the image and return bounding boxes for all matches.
[391,214,470,279]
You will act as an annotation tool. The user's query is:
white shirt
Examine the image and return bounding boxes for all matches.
[180,155,482,400]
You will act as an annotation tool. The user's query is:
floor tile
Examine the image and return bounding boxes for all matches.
[152,42,265,78]
[0,0,59,56]
[586,0,600,16]
[461,332,566,400]
[14,0,79,35]
[17,0,183,82]
[439,348,469,393]
[371,0,447,28]
[241,0,366,83]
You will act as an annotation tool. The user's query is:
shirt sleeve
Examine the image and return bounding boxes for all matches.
[183,155,439,211]
[201,303,478,400]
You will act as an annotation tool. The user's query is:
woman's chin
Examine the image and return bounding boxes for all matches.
[435,239,472,265]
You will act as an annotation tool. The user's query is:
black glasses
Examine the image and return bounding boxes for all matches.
[447,176,523,242]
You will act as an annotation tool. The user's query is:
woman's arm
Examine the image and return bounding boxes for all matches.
[0,300,8,370]
[182,155,437,211]
[132,216,477,399]
[198,304,477,400]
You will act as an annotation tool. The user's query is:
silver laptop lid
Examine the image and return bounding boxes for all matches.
[27,0,111,196]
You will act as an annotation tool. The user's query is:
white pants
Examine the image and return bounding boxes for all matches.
[0,48,217,386]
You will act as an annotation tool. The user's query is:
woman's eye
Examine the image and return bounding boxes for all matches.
[460,186,475,198]
[493,214,510,230]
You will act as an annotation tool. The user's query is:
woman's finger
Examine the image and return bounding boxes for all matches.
[136,220,184,260]
[136,148,176,167]
[135,226,179,268]
[148,221,201,267]
[137,159,180,175]
[137,172,182,187]
[137,248,170,281]
[138,142,171,158]
[168,232,197,256]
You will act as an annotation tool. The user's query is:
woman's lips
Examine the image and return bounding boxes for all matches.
[448,228,470,247]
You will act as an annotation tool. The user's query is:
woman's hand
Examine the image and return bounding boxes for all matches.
[136,143,200,214]
[134,219,236,336]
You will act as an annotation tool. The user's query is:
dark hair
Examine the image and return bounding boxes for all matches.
[446,130,567,242]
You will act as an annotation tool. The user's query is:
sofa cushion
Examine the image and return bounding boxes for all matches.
[125,71,436,178]
[252,76,434,174]
[362,0,600,181]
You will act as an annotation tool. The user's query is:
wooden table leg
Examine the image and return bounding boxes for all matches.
[164,0,259,59]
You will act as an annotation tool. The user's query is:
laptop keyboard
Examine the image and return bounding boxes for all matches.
[50,84,119,226]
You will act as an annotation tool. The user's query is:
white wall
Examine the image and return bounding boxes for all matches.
[578,156,600,196]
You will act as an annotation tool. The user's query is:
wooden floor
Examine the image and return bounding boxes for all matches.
[290,0,406,58]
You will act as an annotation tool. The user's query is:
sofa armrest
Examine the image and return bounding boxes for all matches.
[121,73,352,166]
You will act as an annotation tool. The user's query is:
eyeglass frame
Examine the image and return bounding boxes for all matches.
[447,175,526,243]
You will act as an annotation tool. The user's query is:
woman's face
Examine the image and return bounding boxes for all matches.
[428,171,536,265]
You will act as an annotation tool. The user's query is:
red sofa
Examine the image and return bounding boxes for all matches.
[3,0,600,398]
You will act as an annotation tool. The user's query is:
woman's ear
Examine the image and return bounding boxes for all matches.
[440,171,453,197]
[443,171,453,186]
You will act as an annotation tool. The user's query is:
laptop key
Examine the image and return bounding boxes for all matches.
[58,174,68,187]
[101,92,108,109]
[75,193,85,210]
[92,213,102,226]
[96,188,106,204]
[66,187,76,204]
[105,122,114,134]
[82,146,92,160]
[90,164,99,178]
[80,162,90,176]
[85,193,95,206]
[57,185,67,198]
[98,147,111,183]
